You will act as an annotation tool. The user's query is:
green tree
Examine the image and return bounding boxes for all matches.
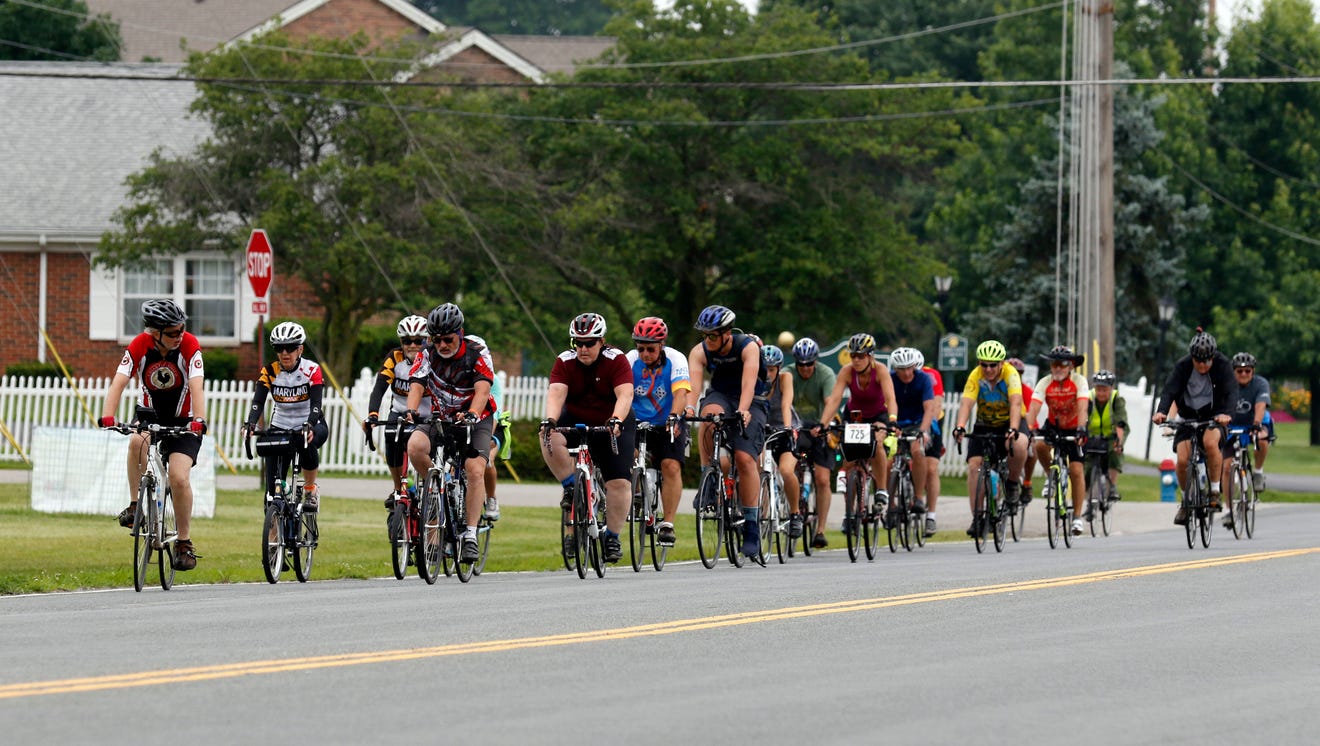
[0,0,121,61]
[96,33,537,379]
[412,0,614,35]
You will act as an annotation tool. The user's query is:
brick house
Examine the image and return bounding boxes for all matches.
[1,0,611,379]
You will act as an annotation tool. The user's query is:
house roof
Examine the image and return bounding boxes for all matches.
[0,63,209,243]
[489,34,615,76]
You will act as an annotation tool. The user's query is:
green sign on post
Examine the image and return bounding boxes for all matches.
[938,333,968,371]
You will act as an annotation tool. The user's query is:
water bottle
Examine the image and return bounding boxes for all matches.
[1195,460,1208,494]
[644,468,659,501]
[988,469,1001,501]
[835,470,847,494]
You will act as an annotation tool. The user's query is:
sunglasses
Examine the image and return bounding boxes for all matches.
[1235,367,1253,373]
[849,352,870,359]
[1192,357,1212,364]
[702,332,725,341]
[979,362,1001,369]
[433,334,460,346]
[160,327,185,339]
[273,343,300,354]
[573,338,601,349]
[400,336,426,346]
[1050,361,1072,368]
[796,361,816,368]
[635,344,660,354]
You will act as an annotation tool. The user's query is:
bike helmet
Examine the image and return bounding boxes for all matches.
[693,305,735,333]
[141,299,187,330]
[976,339,1007,362]
[847,333,876,355]
[792,337,819,364]
[1189,328,1217,361]
[1091,369,1116,387]
[632,316,668,342]
[1006,357,1025,373]
[396,315,428,338]
[1231,352,1257,369]
[889,347,922,370]
[762,345,785,368]
[569,312,607,339]
[427,303,464,336]
[269,321,306,345]
[1042,345,1084,366]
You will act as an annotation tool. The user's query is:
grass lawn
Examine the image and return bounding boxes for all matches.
[1259,421,1320,476]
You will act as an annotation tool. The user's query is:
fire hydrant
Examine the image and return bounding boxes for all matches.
[1159,458,1177,502]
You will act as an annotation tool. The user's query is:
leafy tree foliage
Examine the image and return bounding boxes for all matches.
[412,0,614,35]
[0,0,121,61]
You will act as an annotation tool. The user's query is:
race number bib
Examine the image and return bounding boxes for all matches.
[843,423,873,445]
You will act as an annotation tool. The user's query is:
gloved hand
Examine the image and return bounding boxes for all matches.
[363,412,378,435]
[189,418,207,435]
[98,416,116,429]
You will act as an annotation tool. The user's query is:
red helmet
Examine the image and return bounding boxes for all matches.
[632,316,668,342]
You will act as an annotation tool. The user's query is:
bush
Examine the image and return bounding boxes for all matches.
[5,360,71,379]
[1276,383,1311,419]
[205,349,240,381]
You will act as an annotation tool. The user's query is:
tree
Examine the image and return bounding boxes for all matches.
[97,32,537,379]
[412,0,614,35]
[518,0,967,346]
[0,0,121,61]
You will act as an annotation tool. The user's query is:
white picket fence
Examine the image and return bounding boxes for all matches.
[0,372,1163,476]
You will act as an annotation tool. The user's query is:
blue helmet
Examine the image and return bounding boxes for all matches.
[792,337,819,364]
[694,305,735,333]
[762,345,784,367]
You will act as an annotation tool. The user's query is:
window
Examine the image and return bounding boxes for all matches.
[121,256,238,340]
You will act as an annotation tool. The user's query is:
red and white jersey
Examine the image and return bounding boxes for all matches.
[257,358,324,429]
[115,332,204,422]
[407,338,496,420]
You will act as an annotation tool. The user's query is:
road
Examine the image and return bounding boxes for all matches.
[3,504,1319,744]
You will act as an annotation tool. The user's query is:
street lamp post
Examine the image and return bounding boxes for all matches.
[933,275,952,332]
[1145,296,1177,460]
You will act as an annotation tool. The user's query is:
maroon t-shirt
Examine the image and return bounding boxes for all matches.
[550,345,632,425]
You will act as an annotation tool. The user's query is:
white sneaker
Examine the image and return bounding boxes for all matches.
[1071,518,1084,536]
[483,497,500,521]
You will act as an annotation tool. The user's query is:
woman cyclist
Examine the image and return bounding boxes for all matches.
[821,333,898,535]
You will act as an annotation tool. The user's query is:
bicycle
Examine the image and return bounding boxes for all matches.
[1164,418,1219,549]
[545,424,613,579]
[111,408,193,592]
[628,421,671,572]
[1225,426,1260,540]
[758,426,794,565]
[958,431,1011,554]
[1039,429,1081,550]
[420,418,492,583]
[1082,434,1118,537]
[790,442,818,558]
[245,426,319,584]
[885,427,926,553]
[832,419,885,563]
[366,418,420,580]
[686,412,749,569]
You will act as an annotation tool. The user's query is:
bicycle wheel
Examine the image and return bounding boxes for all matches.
[389,502,410,580]
[773,478,788,564]
[590,493,607,578]
[1199,504,1213,548]
[449,479,474,583]
[572,477,590,579]
[261,502,284,584]
[725,489,745,569]
[694,470,722,569]
[844,470,864,562]
[1182,482,1197,550]
[1244,472,1258,538]
[417,474,443,584]
[886,472,900,554]
[1086,469,1102,538]
[863,477,882,560]
[132,481,152,592]
[896,473,913,553]
[293,509,317,583]
[758,474,774,566]
[972,468,988,554]
[992,476,1007,553]
[799,484,814,557]
[158,488,176,591]
[471,519,492,575]
[1060,475,1073,549]
[1229,468,1246,540]
[649,490,668,572]
[629,469,647,573]
[1044,469,1061,550]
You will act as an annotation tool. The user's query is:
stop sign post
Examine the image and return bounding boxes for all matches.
[245,229,274,361]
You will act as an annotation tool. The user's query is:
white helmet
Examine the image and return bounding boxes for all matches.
[889,347,922,370]
[269,321,306,346]
[396,315,428,338]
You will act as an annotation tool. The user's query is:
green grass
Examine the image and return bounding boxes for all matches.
[1260,421,1320,476]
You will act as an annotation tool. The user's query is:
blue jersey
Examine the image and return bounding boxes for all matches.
[626,346,692,425]
[891,368,939,433]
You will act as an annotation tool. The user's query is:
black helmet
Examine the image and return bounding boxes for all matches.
[1091,369,1116,387]
[1231,352,1257,369]
[1041,345,1084,366]
[1189,328,1217,361]
[427,303,464,336]
[141,299,187,330]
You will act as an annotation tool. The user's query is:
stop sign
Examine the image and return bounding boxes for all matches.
[245,229,273,299]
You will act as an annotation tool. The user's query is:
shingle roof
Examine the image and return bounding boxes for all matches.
[84,0,297,62]
[0,63,209,241]
[489,34,615,75]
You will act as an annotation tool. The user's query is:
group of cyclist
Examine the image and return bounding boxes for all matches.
[100,298,1275,574]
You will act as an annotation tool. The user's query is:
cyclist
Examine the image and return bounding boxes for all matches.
[1026,345,1090,536]
[687,305,768,560]
[886,346,938,528]
[952,340,1027,537]
[1085,369,1127,502]
[404,303,497,563]
[466,333,504,522]
[917,349,945,536]
[625,316,692,548]
[821,333,898,535]
[1228,352,1272,493]
[788,337,838,548]
[364,315,432,506]
[242,321,329,512]
[1008,357,1038,505]
[762,345,803,537]
[1152,328,1235,526]
[99,299,207,571]
[541,312,636,564]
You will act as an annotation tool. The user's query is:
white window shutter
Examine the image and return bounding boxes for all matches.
[88,263,118,340]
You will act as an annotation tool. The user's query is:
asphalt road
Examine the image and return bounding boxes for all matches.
[4,503,1319,744]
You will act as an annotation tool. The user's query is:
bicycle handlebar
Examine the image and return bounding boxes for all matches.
[543,424,619,457]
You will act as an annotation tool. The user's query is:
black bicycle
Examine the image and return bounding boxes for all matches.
[958,431,1011,554]
[687,412,750,569]
[246,426,319,584]
[1225,426,1260,539]
[423,419,492,583]
[1166,418,1219,549]
[886,427,926,552]
[1083,434,1118,537]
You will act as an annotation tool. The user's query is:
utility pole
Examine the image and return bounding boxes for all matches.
[1096,0,1115,372]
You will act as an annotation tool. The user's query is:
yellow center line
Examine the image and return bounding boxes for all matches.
[4,547,1315,700]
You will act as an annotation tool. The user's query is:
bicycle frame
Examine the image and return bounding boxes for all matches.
[759,427,792,565]
[629,422,670,572]
[114,417,189,592]
[1225,426,1259,539]
[546,424,613,579]
[246,427,317,583]
[959,431,1010,554]
[831,420,884,562]
[887,428,925,552]
[1165,418,1219,549]
[685,413,747,569]
[1040,430,1079,550]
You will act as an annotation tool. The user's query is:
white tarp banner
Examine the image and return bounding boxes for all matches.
[30,427,216,517]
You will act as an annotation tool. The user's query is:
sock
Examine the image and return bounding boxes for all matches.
[603,528,618,540]
[926,512,937,521]
[658,521,674,529]
[561,474,575,488]
[464,527,477,540]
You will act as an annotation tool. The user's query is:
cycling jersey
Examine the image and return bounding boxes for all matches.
[1087,394,1127,438]
[250,357,324,430]
[704,333,768,402]
[961,365,1022,428]
[115,332,204,423]
[368,348,433,418]
[550,345,632,425]
[891,368,938,433]
[790,363,835,424]
[1033,372,1090,430]
[1230,374,1271,428]
[625,346,691,426]
[846,361,889,419]
[766,370,799,428]
[408,338,497,420]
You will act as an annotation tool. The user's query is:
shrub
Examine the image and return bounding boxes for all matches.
[5,360,71,379]
[205,349,240,381]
